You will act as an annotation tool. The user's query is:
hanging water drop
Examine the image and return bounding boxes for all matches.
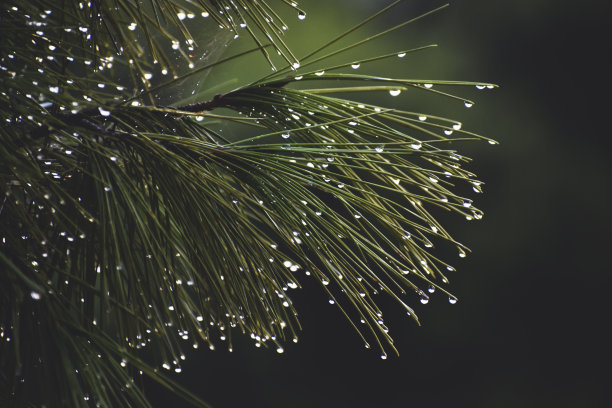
[30,291,41,300]
[351,63,360,69]
[375,145,384,153]
[418,115,427,121]
[297,11,306,20]
[464,101,473,108]
[128,22,137,31]
[449,297,458,304]
[423,83,433,89]
[397,52,406,58]
[281,132,290,139]
[98,107,111,117]
[389,89,401,96]
[314,71,324,76]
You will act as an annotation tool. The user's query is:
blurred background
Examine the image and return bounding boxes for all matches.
[149,0,611,406]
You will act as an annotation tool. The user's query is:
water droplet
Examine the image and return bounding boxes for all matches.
[294,75,303,80]
[328,299,335,304]
[462,199,472,208]
[389,89,401,96]
[351,63,360,69]
[397,52,406,58]
[30,291,41,300]
[314,71,324,76]
[458,249,466,258]
[128,22,137,31]
[49,86,59,94]
[423,83,433,89]
[449,297,457,304]
[292,62,300,69]
[410,142,422,150]
[428,285,435,293]
[420,297,429,304]
[488,139,499,145]
[464,101,473,108]
[98,107,111,117]
[444,129,453,135]
[298,11,306,20]
[281,132,290,139]
[375,145,384,153]
[486,85,494,89]
[177,11,186,20]
[380,354,387,360]
[201,11,209,17]
[276,347,284,354]
[418,115,427,121]
[143,72,153,80]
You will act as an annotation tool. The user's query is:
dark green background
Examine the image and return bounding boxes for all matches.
[149,0,610,406]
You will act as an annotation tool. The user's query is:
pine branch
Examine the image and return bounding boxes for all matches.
[1,1,496,406]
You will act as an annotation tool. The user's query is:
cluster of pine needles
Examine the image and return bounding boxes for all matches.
[0,0,495,406]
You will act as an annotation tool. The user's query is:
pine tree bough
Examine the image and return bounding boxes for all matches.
[0,1,496,406]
